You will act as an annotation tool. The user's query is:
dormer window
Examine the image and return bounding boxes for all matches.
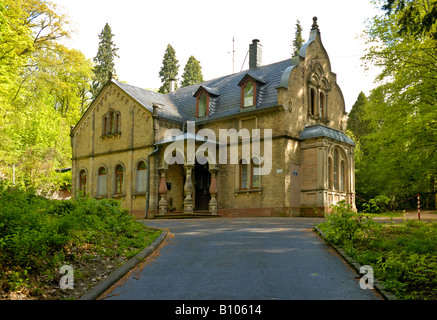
[243,80,255,108]
[238,74,265,109]
[197,91,208,117]
[194,86,217,118]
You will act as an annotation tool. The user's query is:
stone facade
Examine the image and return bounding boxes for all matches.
[71,18,355,218]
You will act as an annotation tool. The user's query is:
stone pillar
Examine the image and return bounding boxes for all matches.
[158,169,168,215]
[208,168,218,215]
[183,164,194,214]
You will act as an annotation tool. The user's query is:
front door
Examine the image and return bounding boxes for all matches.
[194,162,211,211]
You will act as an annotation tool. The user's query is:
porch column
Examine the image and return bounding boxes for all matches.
[158,168,168,215]
[183,164,194,214]
[208,168,218,215]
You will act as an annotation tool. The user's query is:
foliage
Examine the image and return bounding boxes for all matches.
[317,201,437,299]
[181,55,204,87]
[158,44,180,93]
[53,171,72,191]
[381,0,437,40]
[91,23,119,98]
[353,0,437,207]
[292,19,304,56]
[361,195,391,213]
[318,201,376,246]
[346,92,370,144]
[0,0,93,193]
[0,183,161,298]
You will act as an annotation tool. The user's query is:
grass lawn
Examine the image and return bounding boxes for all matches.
[317,203,437,300]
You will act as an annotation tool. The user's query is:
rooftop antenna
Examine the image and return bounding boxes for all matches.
[232,36,235,73]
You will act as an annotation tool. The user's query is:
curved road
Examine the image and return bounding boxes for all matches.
[102,218,381,300]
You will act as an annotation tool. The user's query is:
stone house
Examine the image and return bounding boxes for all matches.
[70,17,355,218]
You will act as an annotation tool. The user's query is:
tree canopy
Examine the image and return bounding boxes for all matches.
[0,0,93,194]
[352,0,437,208]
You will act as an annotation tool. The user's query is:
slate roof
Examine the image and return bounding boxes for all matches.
[113,58,292,124]
[300,125,355,146]
[113,80,185,123]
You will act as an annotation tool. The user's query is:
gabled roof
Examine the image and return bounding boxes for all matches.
[113,80,185,123]
[111,59,292,124]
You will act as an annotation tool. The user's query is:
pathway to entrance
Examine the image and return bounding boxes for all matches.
[101,218,381,300]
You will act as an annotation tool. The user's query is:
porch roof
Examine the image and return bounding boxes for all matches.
[299,125,355,146]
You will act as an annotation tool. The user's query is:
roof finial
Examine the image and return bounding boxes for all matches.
[311,16,319,31]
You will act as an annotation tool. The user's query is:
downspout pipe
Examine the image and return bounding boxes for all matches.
[145,103,160,219]
[145,145,159,219]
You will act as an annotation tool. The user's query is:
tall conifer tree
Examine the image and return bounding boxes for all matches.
[292,20,304,56]
[91,23,119,98]
[158,44,179,93]
[181,56,204,87]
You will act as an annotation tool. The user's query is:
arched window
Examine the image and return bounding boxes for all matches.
[115,112,121,132]
[102,110,121,137]
[136,161,147,193]
[238,158,261,190]
[97,166,107,196]
[340,160,345,191]
[310,87,316,116]
[239,159,248,190]
[103,115,108,135]
[319,92,325,119]
[79,169,87,195]
[115,165,124,195]
[251,158,260,189]
[328,156,333,190]
[109,111,115,133]
[333,149,339,190]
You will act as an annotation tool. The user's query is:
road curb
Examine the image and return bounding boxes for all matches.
[314,226,397,300]
[79,228,168,300]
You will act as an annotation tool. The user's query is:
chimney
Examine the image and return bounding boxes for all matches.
[249,39,262,69]
[169,79,176,92]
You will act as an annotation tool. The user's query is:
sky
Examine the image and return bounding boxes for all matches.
[53,0,382,112]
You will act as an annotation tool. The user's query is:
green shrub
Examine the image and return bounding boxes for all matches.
[361,195,390,213]
[317,200,437,299]
[0,183,161,296]
[318,200,376,246]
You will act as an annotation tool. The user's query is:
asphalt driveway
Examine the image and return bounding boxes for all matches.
[102,218,381,300]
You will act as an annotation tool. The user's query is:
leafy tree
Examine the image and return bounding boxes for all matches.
[181,55,204,87]
[0,0,32,107]
[356,0,437,207]
[91,23,119,99]
[0,0,93,194]
[292,19,304,56]
[381,0,437,39]
[347,92,370,143]
[158,44,179,93]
